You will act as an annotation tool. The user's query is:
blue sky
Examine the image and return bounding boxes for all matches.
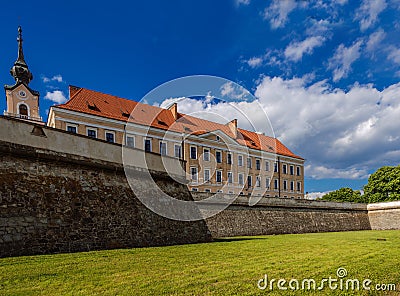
[1,0,400,195]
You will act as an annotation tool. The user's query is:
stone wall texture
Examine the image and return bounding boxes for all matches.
[193,193,371,237]
[0,137,212,257]
[368,201,400,230]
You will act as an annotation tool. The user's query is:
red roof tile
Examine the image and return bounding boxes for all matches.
[55,86,303,160]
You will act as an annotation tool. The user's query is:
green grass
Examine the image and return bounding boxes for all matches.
[1,230,399,295]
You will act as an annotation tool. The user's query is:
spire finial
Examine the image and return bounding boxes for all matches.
[10,26,33,85]
[16,26,25,64]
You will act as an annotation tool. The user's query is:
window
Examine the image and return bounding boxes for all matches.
[87,128,97,138]
[283,180,288,191]
[66,125,77,133]
[227,153,232,165]
[144,139,152,152]
[159,142,167,156]
[238,173,244,185]
[217,190,223,193]
[216,150,222,163]
[203,149,210,161]
[266,177,270,189]
[238,155,243,167]
[247,157,252,168]
[192,188,198,192]
[256,159,261,170]
[190,146,197,159]
[191,167,198,182]
[216,170,222,183]
[18,104,28,117]
[282,164,287,174]
[126,136,135,147]
[296,166,301,176]
[290,181,294,191]
[205,189,211,193]
[265,161,270,171]
[204,169,210,182]
[228,191,234,194]
[290,165,294,175]
[274,162,278,172]
[274,179,279,190]
[105,131,115,143]
[297,182,302,192]
[227,172,233,184]
[256,176,261,187]
[247,175,252,187]
[174,144,181,158]
[216,135,220,141]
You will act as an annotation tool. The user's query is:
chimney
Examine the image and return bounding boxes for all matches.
[69,85,81,99]
[227,119,238,138]
[168,103,178,120]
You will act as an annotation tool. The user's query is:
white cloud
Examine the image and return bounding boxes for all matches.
[305,19,332,36]
[254,76,400,178]
[366,29,386,53]
[246,57,263,68]
[264,0,297,29]
[334,0,348,4]
[42,75,63,83]
[354,0,387,31]
[305,165,369,180]
[284,36,326,62]
[305,191,331,200]
[388,46,400,64]
[44,90,67,104]
[328,40,363,82]
[220,82,251,100]
[235,0,250,6]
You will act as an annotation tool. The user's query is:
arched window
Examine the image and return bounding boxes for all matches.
[19,104,28,116]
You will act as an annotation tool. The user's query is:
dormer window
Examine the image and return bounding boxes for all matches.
[87,101,100,111]
[121,111,130,118]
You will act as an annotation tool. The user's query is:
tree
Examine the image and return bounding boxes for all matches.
[363,166,400,203]
[319,187,366,203]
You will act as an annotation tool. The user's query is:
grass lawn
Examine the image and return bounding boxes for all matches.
[1,230,399,295]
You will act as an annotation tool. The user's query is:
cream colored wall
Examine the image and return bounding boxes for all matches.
[5,84,40,119]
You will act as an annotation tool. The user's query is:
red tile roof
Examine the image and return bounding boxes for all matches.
[54,86,303,160]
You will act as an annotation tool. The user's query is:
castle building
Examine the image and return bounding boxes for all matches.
[3,27,304,198]
[3,27,42,123]
[47,86,305,198]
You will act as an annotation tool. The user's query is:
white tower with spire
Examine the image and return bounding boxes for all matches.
[4,26,41,122]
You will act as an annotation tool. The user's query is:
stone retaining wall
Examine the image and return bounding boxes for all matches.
[192,193,371,237]
[0,117,212,257]
[368,201,400,230]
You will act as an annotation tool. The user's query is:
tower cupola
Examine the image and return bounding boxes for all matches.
[10,26,33,85]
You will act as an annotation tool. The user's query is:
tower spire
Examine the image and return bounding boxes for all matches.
[17,26,26,65]
[10,26,33,85]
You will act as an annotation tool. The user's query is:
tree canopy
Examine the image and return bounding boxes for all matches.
[320,165,400,203]
[320,187,366,203]
[363,166,400,203]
